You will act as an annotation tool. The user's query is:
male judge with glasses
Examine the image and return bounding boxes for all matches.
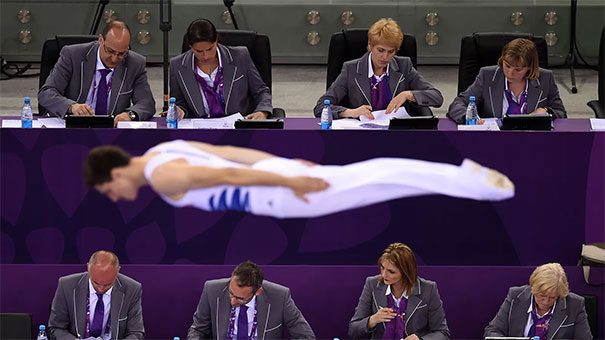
[38,20,155,127]
[187,261,316,340]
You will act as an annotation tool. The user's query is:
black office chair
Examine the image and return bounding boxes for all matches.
[181,29,285,118]
[325,29,431,116]
[0,313,33,340]
[587,27,604,118]
[457,32,548,95]
[38,35,98,116]
[579,294,598,338]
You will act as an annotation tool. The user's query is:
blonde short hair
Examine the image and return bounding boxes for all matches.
[529,263,569,298]
[497,38,540,80]
[368,18,403,50]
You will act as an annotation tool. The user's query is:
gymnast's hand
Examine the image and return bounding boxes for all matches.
[288,176,330,202]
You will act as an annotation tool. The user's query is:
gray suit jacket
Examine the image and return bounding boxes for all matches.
[349,275,450,340]
[48,272,144,340]
[314,53,443,118]
[484,285,592,340]
[170,44,272,118]
[187,278,315,340]
[38,41,155,120]
[447,65,566,124]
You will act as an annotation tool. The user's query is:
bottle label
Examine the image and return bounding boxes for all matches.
[321,122,332,130]
[167,120,178,129]
[22,120,33,128]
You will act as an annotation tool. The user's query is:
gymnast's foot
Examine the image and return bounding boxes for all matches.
[460,159,515,200]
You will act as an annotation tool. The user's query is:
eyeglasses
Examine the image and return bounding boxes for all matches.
[102,41,129,58]
[228,286,257,303]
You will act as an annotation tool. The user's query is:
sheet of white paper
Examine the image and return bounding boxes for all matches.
[177,119,195,129]
[331,119,365,129]
[458,118,501,131]
[191,113,244,129]
[358,107,410,127]
[2,119,44,128]
[590,118,605,131]
[117,121,157,129]
[37,117,66,128]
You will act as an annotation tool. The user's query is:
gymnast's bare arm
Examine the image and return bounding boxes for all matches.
[185,141,277,165]
[148,159,330,202]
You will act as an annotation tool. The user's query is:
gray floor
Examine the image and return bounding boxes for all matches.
[0,64,598,118]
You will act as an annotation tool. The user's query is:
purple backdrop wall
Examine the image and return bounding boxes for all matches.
[1,121,604,266]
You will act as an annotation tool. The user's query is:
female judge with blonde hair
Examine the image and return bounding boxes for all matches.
[484,263,592,339]
[314,18,443,119]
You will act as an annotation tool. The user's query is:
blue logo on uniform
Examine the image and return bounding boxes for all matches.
[209,188,250,212]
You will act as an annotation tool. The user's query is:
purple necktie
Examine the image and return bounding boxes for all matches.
[90,293,105,337]
[237,305,248,340]
[95,69,111,115]
[370,75,392,111]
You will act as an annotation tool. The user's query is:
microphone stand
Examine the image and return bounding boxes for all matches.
[160,0,172,111]
[564,0,593,94]
[89,0,110,34]
[223,0,239,29]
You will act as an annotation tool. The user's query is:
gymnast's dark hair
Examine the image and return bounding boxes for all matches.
[232,261,264,291]
[83,145,132,186]
[186,18,218,45]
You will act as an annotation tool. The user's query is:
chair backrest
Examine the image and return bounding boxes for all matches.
[38,35,98,115]
[457,32,548,94]
[580,294,598,337]
[181,29,272,91]
[326,29,417,90]
[0,313,32,339]
[597,27,604,105]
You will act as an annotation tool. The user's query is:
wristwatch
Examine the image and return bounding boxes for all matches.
[128,111,139,121]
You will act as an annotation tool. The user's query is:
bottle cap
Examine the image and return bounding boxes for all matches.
[469,96,476,102]
[170,97,176,103]
[324,99,330,105]
[39,325,46,330]
[173,337,180,340]
[24,97,31,102]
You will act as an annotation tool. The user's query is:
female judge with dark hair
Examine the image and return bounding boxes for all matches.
[169,18,272,119]
[448,38,566,124]
[349,243,450,340]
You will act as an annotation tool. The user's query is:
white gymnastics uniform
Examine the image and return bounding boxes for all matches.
[144,140,514,218]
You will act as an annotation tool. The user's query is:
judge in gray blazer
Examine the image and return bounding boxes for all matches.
[170,19,272,120]
[448,38,566,124]
[314,18,443,119]
[38,21,155,125]
[484,263,592,340]
[48,250,144,340]
[187,261,315,340]
[349,243,450,340]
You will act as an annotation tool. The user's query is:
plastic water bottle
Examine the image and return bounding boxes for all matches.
[320,99,332,130]
[166,97,178,129]
[465,96,477,125]
[36,325,48,340]
[21,97,33,128]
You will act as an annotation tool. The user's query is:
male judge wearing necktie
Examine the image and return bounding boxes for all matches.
[187,261,316,340]
[47,250,144,340]
[38,20,155,127]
